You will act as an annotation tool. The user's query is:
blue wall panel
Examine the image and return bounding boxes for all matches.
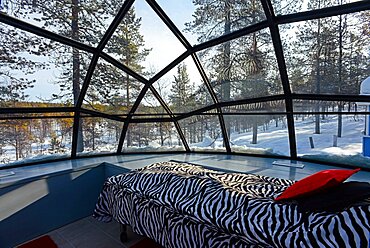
[0,165,105,248]
[104,162,131,178]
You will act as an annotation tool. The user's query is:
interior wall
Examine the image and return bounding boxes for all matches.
[0,163,129,248]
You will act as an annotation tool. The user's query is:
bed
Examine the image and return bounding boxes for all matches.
[93,161,370,247]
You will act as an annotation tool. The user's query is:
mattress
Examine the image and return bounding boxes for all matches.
[93,161,370,247]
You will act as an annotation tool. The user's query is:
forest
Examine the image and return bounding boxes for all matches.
[0,0,369,165]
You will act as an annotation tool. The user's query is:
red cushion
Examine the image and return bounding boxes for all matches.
[275,168,360,201]
[18,235,58,248]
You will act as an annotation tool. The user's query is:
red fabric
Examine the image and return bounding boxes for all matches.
[130,238,163,248]
[275,168,361,201]
[18,235,57,248]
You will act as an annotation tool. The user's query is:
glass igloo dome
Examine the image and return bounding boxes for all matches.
[0,0,369,169]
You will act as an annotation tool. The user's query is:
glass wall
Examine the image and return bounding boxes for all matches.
[0,23,92,108]
[0,115,73,167]
[157,0,266,45]
[226,114,290,156]
[294,113,369,168]
[272,0,362,16]
[123,122,185,152]
[152,57,215,114]
[179,115,226,152]
[0,0,368,168]
[104,0,187,77]
[77,117,123,156]
[83,58,144,116]
[197,29,283,103]
[280,13,369,95]
[1,0,123,46]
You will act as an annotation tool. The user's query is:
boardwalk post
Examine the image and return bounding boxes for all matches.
[333,135,338,147]
[309,136,314,149]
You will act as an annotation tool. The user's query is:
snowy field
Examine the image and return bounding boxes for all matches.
[1,113,370,168]
[189,113,370,168]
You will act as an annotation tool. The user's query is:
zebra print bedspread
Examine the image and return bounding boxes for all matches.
[93,161,370,247]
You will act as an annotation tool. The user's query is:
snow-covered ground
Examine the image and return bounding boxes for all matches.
[189,114,370,168]
[229,114,363,157]
[1,113,370,168]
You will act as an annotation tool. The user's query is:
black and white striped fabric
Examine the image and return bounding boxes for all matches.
[93,161,370,247]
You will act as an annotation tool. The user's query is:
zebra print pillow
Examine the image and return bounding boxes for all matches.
[94,161,370,247]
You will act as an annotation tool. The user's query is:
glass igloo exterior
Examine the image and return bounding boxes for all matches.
[0,0,369,169]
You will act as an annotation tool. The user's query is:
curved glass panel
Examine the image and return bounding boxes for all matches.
[197,29,283,103]
[83,58,144,115]
[281,12,369,95]
[273,0,363,16]
[295,114,370,168]
[0,0,368,170]
[0,115,73,167]
[122,122,185,152]
[133,87,169,118]
[152,57,215,114]
[226,114,290,156]
[0,0,123,46]
[77,117,123,156]
[0,23,91,107]
[158,0,266,45]
[155,0,198,44]
[104,0,186,78]
[179,115,226,152]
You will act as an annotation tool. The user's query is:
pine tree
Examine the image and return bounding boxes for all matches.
[94,7,151,110]
[0,23,50,106]
[168,63,197,144]
[100,7,151,147]
[169,63,195,111]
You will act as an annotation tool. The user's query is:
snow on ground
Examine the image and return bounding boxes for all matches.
[188,114,370,167]
[230,114,369,167]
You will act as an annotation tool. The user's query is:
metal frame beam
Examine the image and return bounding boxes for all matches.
[191,54,231,152]
[97,0,136,51]
[100,52,149,84]
[293,94,370,102]
[261,0,297,159]
[0,13,95,54]
[148,87,190,151]
[145,0,192,50]
[276,1,370,25]
[193,21,269,53]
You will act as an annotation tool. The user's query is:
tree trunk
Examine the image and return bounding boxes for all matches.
[14,126,19,161]
[315,7,321,134]
[222,0,231,140]
[126,74,131,146]
[160,123,164,146]
[338,104,343,137]
[114,125,118,142]
[251,118,258,144]
[72,0,84,152]
[92,127,95,150]
[337,11,343,138]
